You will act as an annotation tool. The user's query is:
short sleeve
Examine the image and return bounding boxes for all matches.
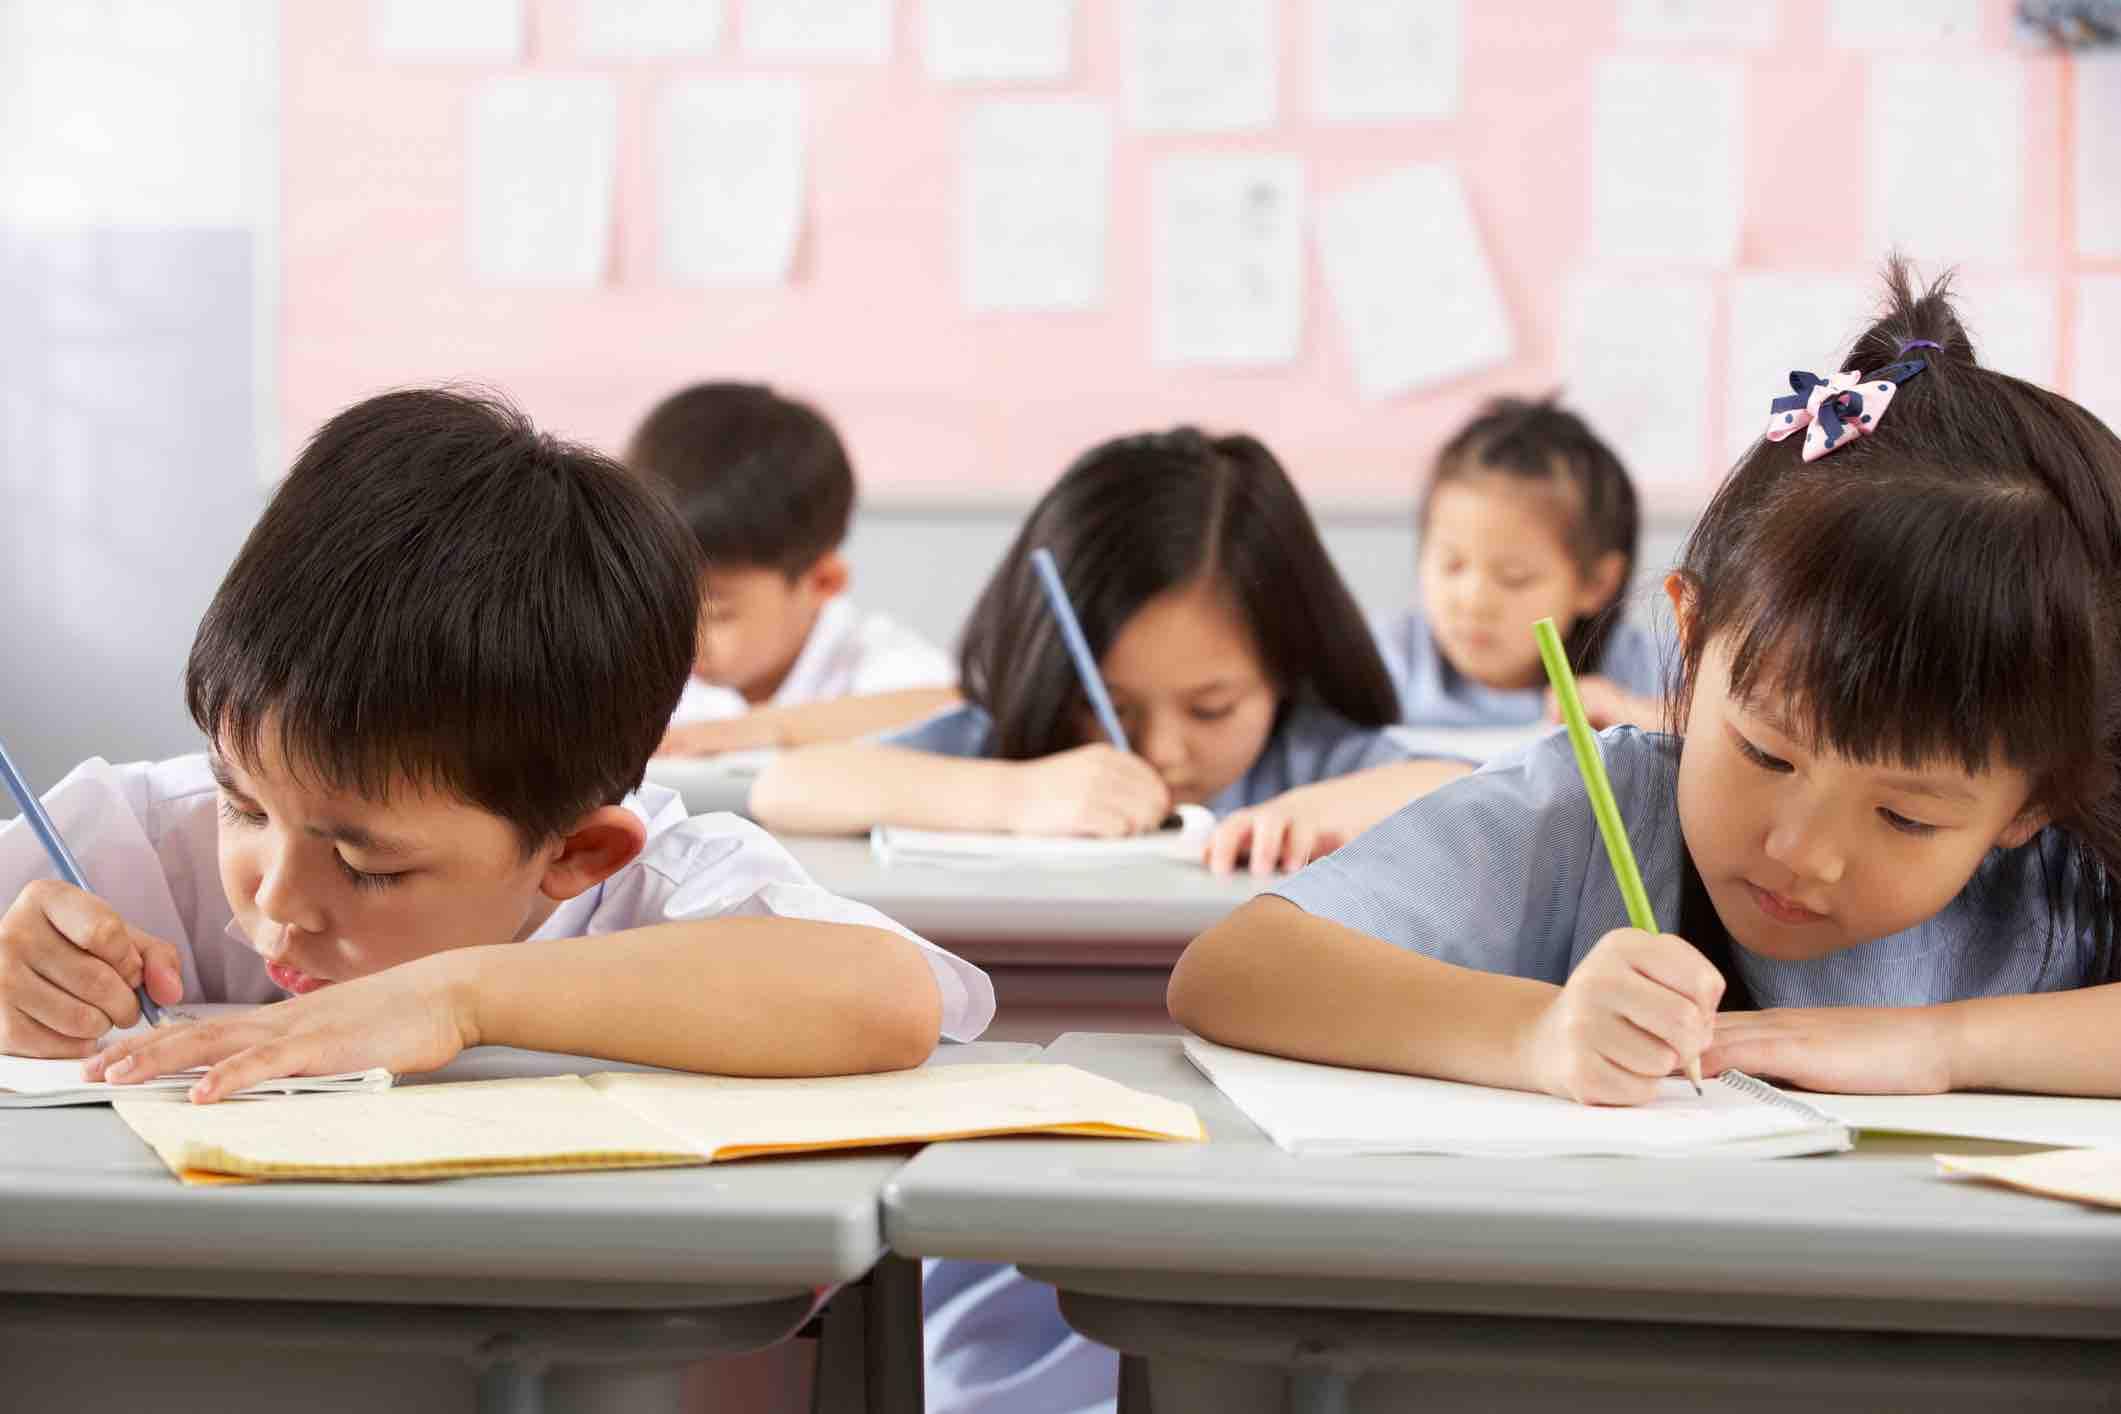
[879,703,998,759]
[846,613,958,696]
[580,813,997,1043]
[1270,728,1685,985]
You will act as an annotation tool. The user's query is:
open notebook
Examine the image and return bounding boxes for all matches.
[1790,1090,2121,1148]
[0,1004,392,1108]
[1183,1037,1851,1159]
[871,802,1216,868]
[113,1061,1205,1185]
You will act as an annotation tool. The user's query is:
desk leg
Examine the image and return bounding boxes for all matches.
[811,1256,924,1414]
[1286,1371,1353,1414]
[478,1351,545,1414]
[1117,1352,1154,1413]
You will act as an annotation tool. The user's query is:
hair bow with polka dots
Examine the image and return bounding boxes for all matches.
[1763,359,1927,461]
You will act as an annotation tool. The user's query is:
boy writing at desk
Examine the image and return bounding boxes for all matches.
[0,389,994,1099]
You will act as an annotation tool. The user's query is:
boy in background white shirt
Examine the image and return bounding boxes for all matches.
[1,387,992,1096]
[629,382,958,756]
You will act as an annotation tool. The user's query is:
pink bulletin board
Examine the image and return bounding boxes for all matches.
[279,1,2098,511]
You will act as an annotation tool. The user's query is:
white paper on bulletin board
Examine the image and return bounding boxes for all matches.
[2076,53,2121,261]
[925,0,1074,82]
[1318,163,1512,401]
[2077,277,2121,438]
[578,0,722,58]
[1124,0,1276,132]
[744,0,891,63]
[467,77,617,287]
[373,0,523,61]
[1311,0,1460,122]
[962,99,1110,312]
[658,78,805,285]
[1724,272,1871,463]
[1150,154,1304,366]
[1868,58,2021,267]
[1562,273,1714,499]
[1617,0,1780,49]
[1829,0,1981,48]
[1589,57,1742,267]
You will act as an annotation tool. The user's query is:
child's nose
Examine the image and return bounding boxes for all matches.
[254,851,329,935]
[1763,810,1845,886]
[1137,711,1188,770]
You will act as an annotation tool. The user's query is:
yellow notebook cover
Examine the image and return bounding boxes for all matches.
[114,1063,1203,1185]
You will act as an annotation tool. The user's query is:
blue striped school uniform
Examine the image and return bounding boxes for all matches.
[1371,609,1669,728]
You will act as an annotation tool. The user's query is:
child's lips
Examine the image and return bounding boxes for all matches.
[264,960,332,995]
[1746,880,1826,925]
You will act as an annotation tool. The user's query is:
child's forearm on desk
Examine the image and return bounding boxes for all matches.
[451,920,943,1074]
[1943,983,2121,1095]
[750,746,1018,835]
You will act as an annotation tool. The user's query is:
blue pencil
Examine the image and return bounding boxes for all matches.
[1029,547,1131,752]
[0,736,163,1026]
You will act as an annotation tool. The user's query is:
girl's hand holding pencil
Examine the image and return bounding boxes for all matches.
[1519,926,1724,1106]
[1007,743,1171,838]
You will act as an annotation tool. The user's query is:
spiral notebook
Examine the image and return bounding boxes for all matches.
[1183,1037,1851,1159]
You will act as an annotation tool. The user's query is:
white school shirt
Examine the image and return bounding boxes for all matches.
[670,596,956,725]
[0,754,995,1042]
[1370,608,1669,729]
[1273,726,2102,1007]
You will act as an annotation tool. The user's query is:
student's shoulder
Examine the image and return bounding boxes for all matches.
[1273,700,1408,772]
[877,701,994,757]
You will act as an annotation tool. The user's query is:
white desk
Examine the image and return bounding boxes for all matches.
[0,1039,1035,1414]
[785,837,1266,1041]
[885,1034,2121,1414]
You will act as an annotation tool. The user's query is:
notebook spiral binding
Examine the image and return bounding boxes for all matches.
[1717,1069,1838,1125]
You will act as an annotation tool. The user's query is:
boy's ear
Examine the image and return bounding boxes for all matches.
[1575,551,1628,618]
[799,549,850,602]
[538,805,648,903]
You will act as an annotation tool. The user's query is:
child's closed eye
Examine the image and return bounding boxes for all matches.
[1878,807,1939,837]
[1732,731,1792,773]
[335,855,406,890]
[217,796,266,828]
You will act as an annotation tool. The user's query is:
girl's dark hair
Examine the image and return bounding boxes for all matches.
[1673,258,2121,985]
[188,387,703,851]
[1420,395,1641,669]
[626,382,854,576]
[959,428,1399,760]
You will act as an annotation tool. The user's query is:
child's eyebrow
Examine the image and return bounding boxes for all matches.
[205,753,247,797]
[1874,772,1979,805]
[206,753,418,856]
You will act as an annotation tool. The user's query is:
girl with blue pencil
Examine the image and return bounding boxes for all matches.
[751,428,1472,877]
[1172,262,2121,1107]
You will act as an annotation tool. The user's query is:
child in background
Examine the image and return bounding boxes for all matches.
[627,382,959,756]
[1171,264,2121,1106]
[1,389,992,1094]
[752,427,1474,878]
[1378,395,1665,733]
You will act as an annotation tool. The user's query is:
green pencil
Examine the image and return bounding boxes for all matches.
[1533,616,1701,1095]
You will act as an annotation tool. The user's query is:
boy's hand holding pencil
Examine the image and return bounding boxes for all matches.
[0,879,185,1059]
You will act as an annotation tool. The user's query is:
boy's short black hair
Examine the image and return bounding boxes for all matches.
[186,387,703,849]
[625,382,854,576]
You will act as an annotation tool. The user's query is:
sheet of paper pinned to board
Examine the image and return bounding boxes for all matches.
[658,78,805,286]
[1589,57,1742,268]
[742,0,891,63]
[577,0,722,59]
[2076,277,2121,438]
[1828,0,1982,48]
[1150,154,1305,367]
[1724,272,1870,462]
[1868,58,2022,267]
[1310,0,1460,122]
[2076,54,2121,261]
[373,0,523,61]
[1562,273,1714,497]
[1616,0,1780,49]
[961,98,1111,313]
[925,0,1074,82]
[1318,163,1512,401]
[1949,272,2058,391]
[1123,0,1276,133]
[467,77,618,288]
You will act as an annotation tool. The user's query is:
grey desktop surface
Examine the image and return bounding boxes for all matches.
[783,836,1264,953]
[884,1033,2121,1338]
[0,1039,1036,1309]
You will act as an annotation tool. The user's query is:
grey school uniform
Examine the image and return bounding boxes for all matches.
[893,697,1407,1414]
[884,700,1410,813]
[1274,726,2101,1007]
[1372,609,1669,728]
